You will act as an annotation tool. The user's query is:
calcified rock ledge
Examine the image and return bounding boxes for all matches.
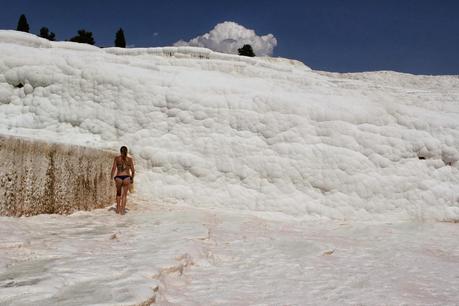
[0,30,458,305]
[0,134,115,216]
[1,30,458,221]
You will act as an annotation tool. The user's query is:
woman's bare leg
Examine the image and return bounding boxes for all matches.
[121,180,130,215]
[115,178,123,214]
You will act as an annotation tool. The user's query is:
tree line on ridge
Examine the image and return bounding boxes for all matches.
[15,14,255,56]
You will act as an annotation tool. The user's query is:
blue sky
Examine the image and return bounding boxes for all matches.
[1,0,458,74]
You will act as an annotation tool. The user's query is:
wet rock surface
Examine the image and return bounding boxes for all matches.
[0,135,115,216]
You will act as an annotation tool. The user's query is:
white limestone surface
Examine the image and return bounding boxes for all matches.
[1,31,458,222]
[1,197,458,305]
[1,30,459,305]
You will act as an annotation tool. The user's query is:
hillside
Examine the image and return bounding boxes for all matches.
[1,30,459,305]
[1,30,458,221]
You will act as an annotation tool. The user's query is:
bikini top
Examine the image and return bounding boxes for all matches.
[116,157,130,172]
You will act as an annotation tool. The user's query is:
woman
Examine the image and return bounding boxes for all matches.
[111,146,135,214]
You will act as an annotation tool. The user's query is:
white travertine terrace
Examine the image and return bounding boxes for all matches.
[0,29,458,222]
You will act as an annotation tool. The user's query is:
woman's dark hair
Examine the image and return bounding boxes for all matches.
[120,146,128,156]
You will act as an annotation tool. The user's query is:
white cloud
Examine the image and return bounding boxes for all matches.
[174,21,277,56]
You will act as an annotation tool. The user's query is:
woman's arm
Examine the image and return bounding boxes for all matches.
[111,157,117,179]
[130,157,135,182]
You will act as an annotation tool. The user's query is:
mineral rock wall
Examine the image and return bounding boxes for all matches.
[1,30,459,221]
[0,135,116,216]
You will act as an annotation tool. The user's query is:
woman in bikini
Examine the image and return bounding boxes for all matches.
[111,146,135,214]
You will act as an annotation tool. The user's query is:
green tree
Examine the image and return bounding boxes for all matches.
[39,27,56,41]
[16,14,30,33]
[69,29,95,45]
[238,44,256,57]
[115,28,126,48]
